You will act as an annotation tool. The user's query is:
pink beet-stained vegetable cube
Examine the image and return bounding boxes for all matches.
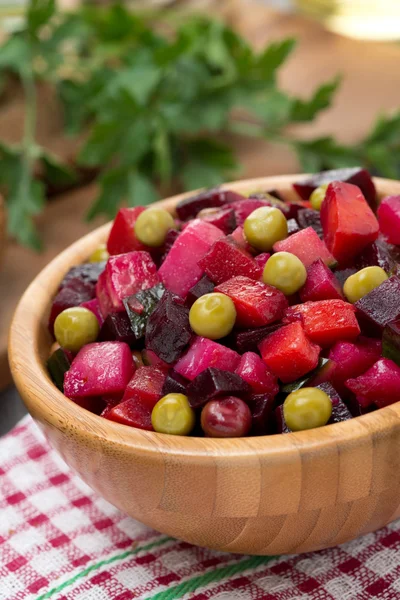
[158,219,224,298]
[198,238,262,285]
[320,181,379,264]
[174,337,241,381]
[328,337,382,396]
[273,227,336,268]
[345,358,400,408]
[96,251,160,317]
[80,298,104,326]
[254,253,270,270]
[107,207,146,255]
[259,322,320,383]
[300,259,343,303]
[215,276,288,327]
[235,352,279,396]
[64,342,135,398]
[229,226,253,253]
[377,196,400,245]
[121,366,166,407]
[199,207,236,234]
[284,300,360,347]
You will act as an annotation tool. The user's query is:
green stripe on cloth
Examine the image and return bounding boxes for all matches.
[145,554,277,600]
[35,536,172,600]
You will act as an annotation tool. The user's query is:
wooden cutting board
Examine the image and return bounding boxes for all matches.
[2,1,400,389]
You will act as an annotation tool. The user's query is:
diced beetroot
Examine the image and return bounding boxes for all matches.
[106,398,153,430]
[284,300,360,347]
[287,219,301,236]
[49,279,95,333]
[296,209,323,239]
[96,251,160,317]
[377,196,400,245]
[346,358,400,408]
[198,238,262,285]
[72,396,106,415]
[300,259,343,303]
[145,292,192,363]
[281,357,335,394]
[142,349,170,370]
[199,207,236,234]
[186,276,215,307]
[259,322,320,383]
[293,167,377,211]
[234,323,282,354]
[107,207,146,255]
[60,262,105,289]
[248,192,308,220]
[317,382,352,423]
[235,352,279,396]
[247,394,276,435]
[320,182,379,264]
[355,275,400,335]
[275,405,291,433]
[121,366,166,408]
[174,337,241,381]
[187,367,251,408]
[158,219,224,298]
[99,312,137,346]
[80,298,104,326]
[231,198,270,226]
[254,253,270,270]
[355,237,400,273]
[160,229,181,265]
[273,227,336,268]
[64,342,135,398]
[215,276,287,327]
[229,226,253,253]
[100,394,121,419]
[383,319,400,366]
[162,371,189,396]
[328,337,382,396]
[176,189,244,221]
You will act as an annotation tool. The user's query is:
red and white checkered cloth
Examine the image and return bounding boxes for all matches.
[2,416,400,600]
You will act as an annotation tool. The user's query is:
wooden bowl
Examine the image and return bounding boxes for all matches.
[9,175,400,556]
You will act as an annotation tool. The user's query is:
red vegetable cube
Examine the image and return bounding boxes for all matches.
[64,342,135,398]
[215,276,288,327]
[254,253,270,270]
[107,207,146,255]
[229,226,253,253]
[199,207,236,234]
[299,259,343,302]
[198,238,262,285]
[273,227,336,268]
[174,337,241,381]
[235,352,279,396]
[328,337,382,396]
[176,188,244,221]
[80,298,104,326]
[121,366,166,407]
[346,358,400,408]
[284,299,360,347]
[259,322,320,383]
[320,181,379,264]
[96,251,160,317]
[377,196,400,245]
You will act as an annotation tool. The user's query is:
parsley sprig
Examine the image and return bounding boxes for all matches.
[0,0,399,248]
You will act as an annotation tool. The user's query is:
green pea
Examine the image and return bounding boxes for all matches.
[151,393,195,435]
[310,184,329,211]
[263,251,307,295]
[54,307,99,353]
[89,244,109,263]
[244,206,288,251]
[189,293,236,340]
[283,387,332,431]
[134,208,175,247]
[343,266,388,304]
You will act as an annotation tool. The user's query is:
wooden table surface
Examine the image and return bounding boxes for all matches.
[2,1,400,389]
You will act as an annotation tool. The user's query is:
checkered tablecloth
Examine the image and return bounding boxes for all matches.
[1,417,400,600]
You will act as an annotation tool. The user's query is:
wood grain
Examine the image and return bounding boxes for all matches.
[9,174,400,555]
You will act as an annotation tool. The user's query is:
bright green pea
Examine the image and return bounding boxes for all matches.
[310,184,329,211]
[283,387,332,432]
[134,208,175,247]
[343,266,388,304]
[54,307,99,353]
[89,244,109,263]
[243,206,288,251]
[151,393,195,435]
[263,251,307,295]
[189,293,236,340]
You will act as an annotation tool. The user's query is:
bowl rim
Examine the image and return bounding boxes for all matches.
[9,173,400,460]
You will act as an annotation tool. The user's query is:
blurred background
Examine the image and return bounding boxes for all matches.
[1,0,400,434]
